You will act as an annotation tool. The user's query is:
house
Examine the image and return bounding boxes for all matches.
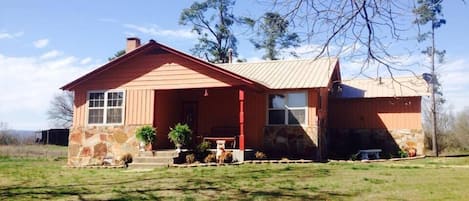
[62,38,427,166]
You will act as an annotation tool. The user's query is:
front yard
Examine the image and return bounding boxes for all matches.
[0,149,468,200]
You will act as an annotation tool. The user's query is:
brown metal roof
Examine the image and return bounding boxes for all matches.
[340,76,429,98]
[217,58,339,89]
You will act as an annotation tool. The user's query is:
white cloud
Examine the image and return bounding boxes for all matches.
[40,50,62,59]
[33,39,49,48]
[438,58,469,111]
[80,57,92,65]
[0,53,96,130]
[0,31,24,39]
[123,24,196,39]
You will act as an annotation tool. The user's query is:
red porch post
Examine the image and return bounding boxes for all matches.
[239,89,245,150]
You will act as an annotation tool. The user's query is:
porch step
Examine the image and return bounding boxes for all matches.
[138,150,179,157]
[129,150,179,169]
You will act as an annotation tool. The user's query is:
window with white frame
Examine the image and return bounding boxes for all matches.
[88,91,124,125]
[268,92,307,125]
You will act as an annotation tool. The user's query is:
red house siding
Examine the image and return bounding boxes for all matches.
[327,97,424,159]
[328,97,422,129]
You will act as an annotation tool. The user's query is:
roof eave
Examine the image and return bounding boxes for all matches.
[60,40,157,91]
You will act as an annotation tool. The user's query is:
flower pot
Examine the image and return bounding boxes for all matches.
[176,143,182,153]
[145,143,153,151]
[139,142,145,152]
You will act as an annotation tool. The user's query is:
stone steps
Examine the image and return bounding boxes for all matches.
[138,150,179,157]
[129,150,179,169]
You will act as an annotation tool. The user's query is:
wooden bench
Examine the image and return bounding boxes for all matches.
[202,137,237,148]
[201,126,239,148]
[356,149,382,160]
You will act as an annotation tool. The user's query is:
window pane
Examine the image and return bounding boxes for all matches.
[287,92,306,107]
[268,94,285,109]
[268,110,285,124]
[107,92,123,107]
[106,108,122,124]
[88,109,104,124]
[89,92,104,108]
[288,109,305,125]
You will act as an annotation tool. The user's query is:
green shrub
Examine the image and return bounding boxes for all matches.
[186,153,195,164]
[398,149,408,158]
[350,154,358,161]
[204,153,216,163]
[168,123,192,147]
[197,141,211,152]
[195,141,211,161]
[255,151,267,159]
[135,126,156,145]
[120,153,133,167]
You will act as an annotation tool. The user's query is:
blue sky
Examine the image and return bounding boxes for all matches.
[1,1,468,130]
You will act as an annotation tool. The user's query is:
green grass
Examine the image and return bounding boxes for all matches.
[0,145,68,159]
[0,155,469,200]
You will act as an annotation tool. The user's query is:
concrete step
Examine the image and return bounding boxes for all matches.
[133,156,174,164]
[128,162,170,169]
[138,150,179,157]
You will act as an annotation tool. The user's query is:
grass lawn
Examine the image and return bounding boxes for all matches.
[1,154,469,201]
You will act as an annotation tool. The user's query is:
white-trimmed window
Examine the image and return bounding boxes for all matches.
[268,92,307,125]
[88,91,125,125]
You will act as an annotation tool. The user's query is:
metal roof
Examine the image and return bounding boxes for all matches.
[340,76,429,98]
[216,58,339,89]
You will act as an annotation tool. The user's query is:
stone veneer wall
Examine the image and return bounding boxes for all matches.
[327,128,424,159]
[68,126,141,166]
[263,126,319,159]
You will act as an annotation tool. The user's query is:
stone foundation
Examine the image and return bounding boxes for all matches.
[263,126,319,159]
[327,128,424,159]
[68,125,142,167]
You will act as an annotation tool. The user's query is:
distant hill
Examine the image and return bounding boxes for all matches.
[11,130,37,137]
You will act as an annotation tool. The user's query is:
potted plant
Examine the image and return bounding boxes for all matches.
[168,123,192,153]
[135,125,157,151]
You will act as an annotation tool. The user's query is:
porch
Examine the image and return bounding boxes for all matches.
[152,87,264,153]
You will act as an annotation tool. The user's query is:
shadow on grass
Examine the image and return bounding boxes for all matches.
[238,187,359,200]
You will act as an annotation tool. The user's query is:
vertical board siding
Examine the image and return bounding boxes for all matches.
[308,89,319,127]
[328,97,422,129]
[126,89,154,125]
[72,88,154,127]
[72,89,87,127]
[76,52,242,91]
[245,90,266,148]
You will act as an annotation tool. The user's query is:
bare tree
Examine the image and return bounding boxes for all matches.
[264,0,435,77]
[0,121,18,145]
[47,91,74,128]
[450,108,469,151]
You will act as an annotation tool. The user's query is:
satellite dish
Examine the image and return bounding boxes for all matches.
[422,73,433,84]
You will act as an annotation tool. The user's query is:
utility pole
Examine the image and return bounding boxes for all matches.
[430,18,439,157]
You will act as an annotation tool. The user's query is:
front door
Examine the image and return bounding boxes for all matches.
[182,102,198,134]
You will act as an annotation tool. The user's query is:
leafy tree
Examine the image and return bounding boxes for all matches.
[47,91,74,128]
[108,49,125,61]
[247,12,300,60]
[414,0,446,156]
[179,0,238,63]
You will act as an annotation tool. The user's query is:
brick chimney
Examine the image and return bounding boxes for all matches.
[126,37,141,53]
